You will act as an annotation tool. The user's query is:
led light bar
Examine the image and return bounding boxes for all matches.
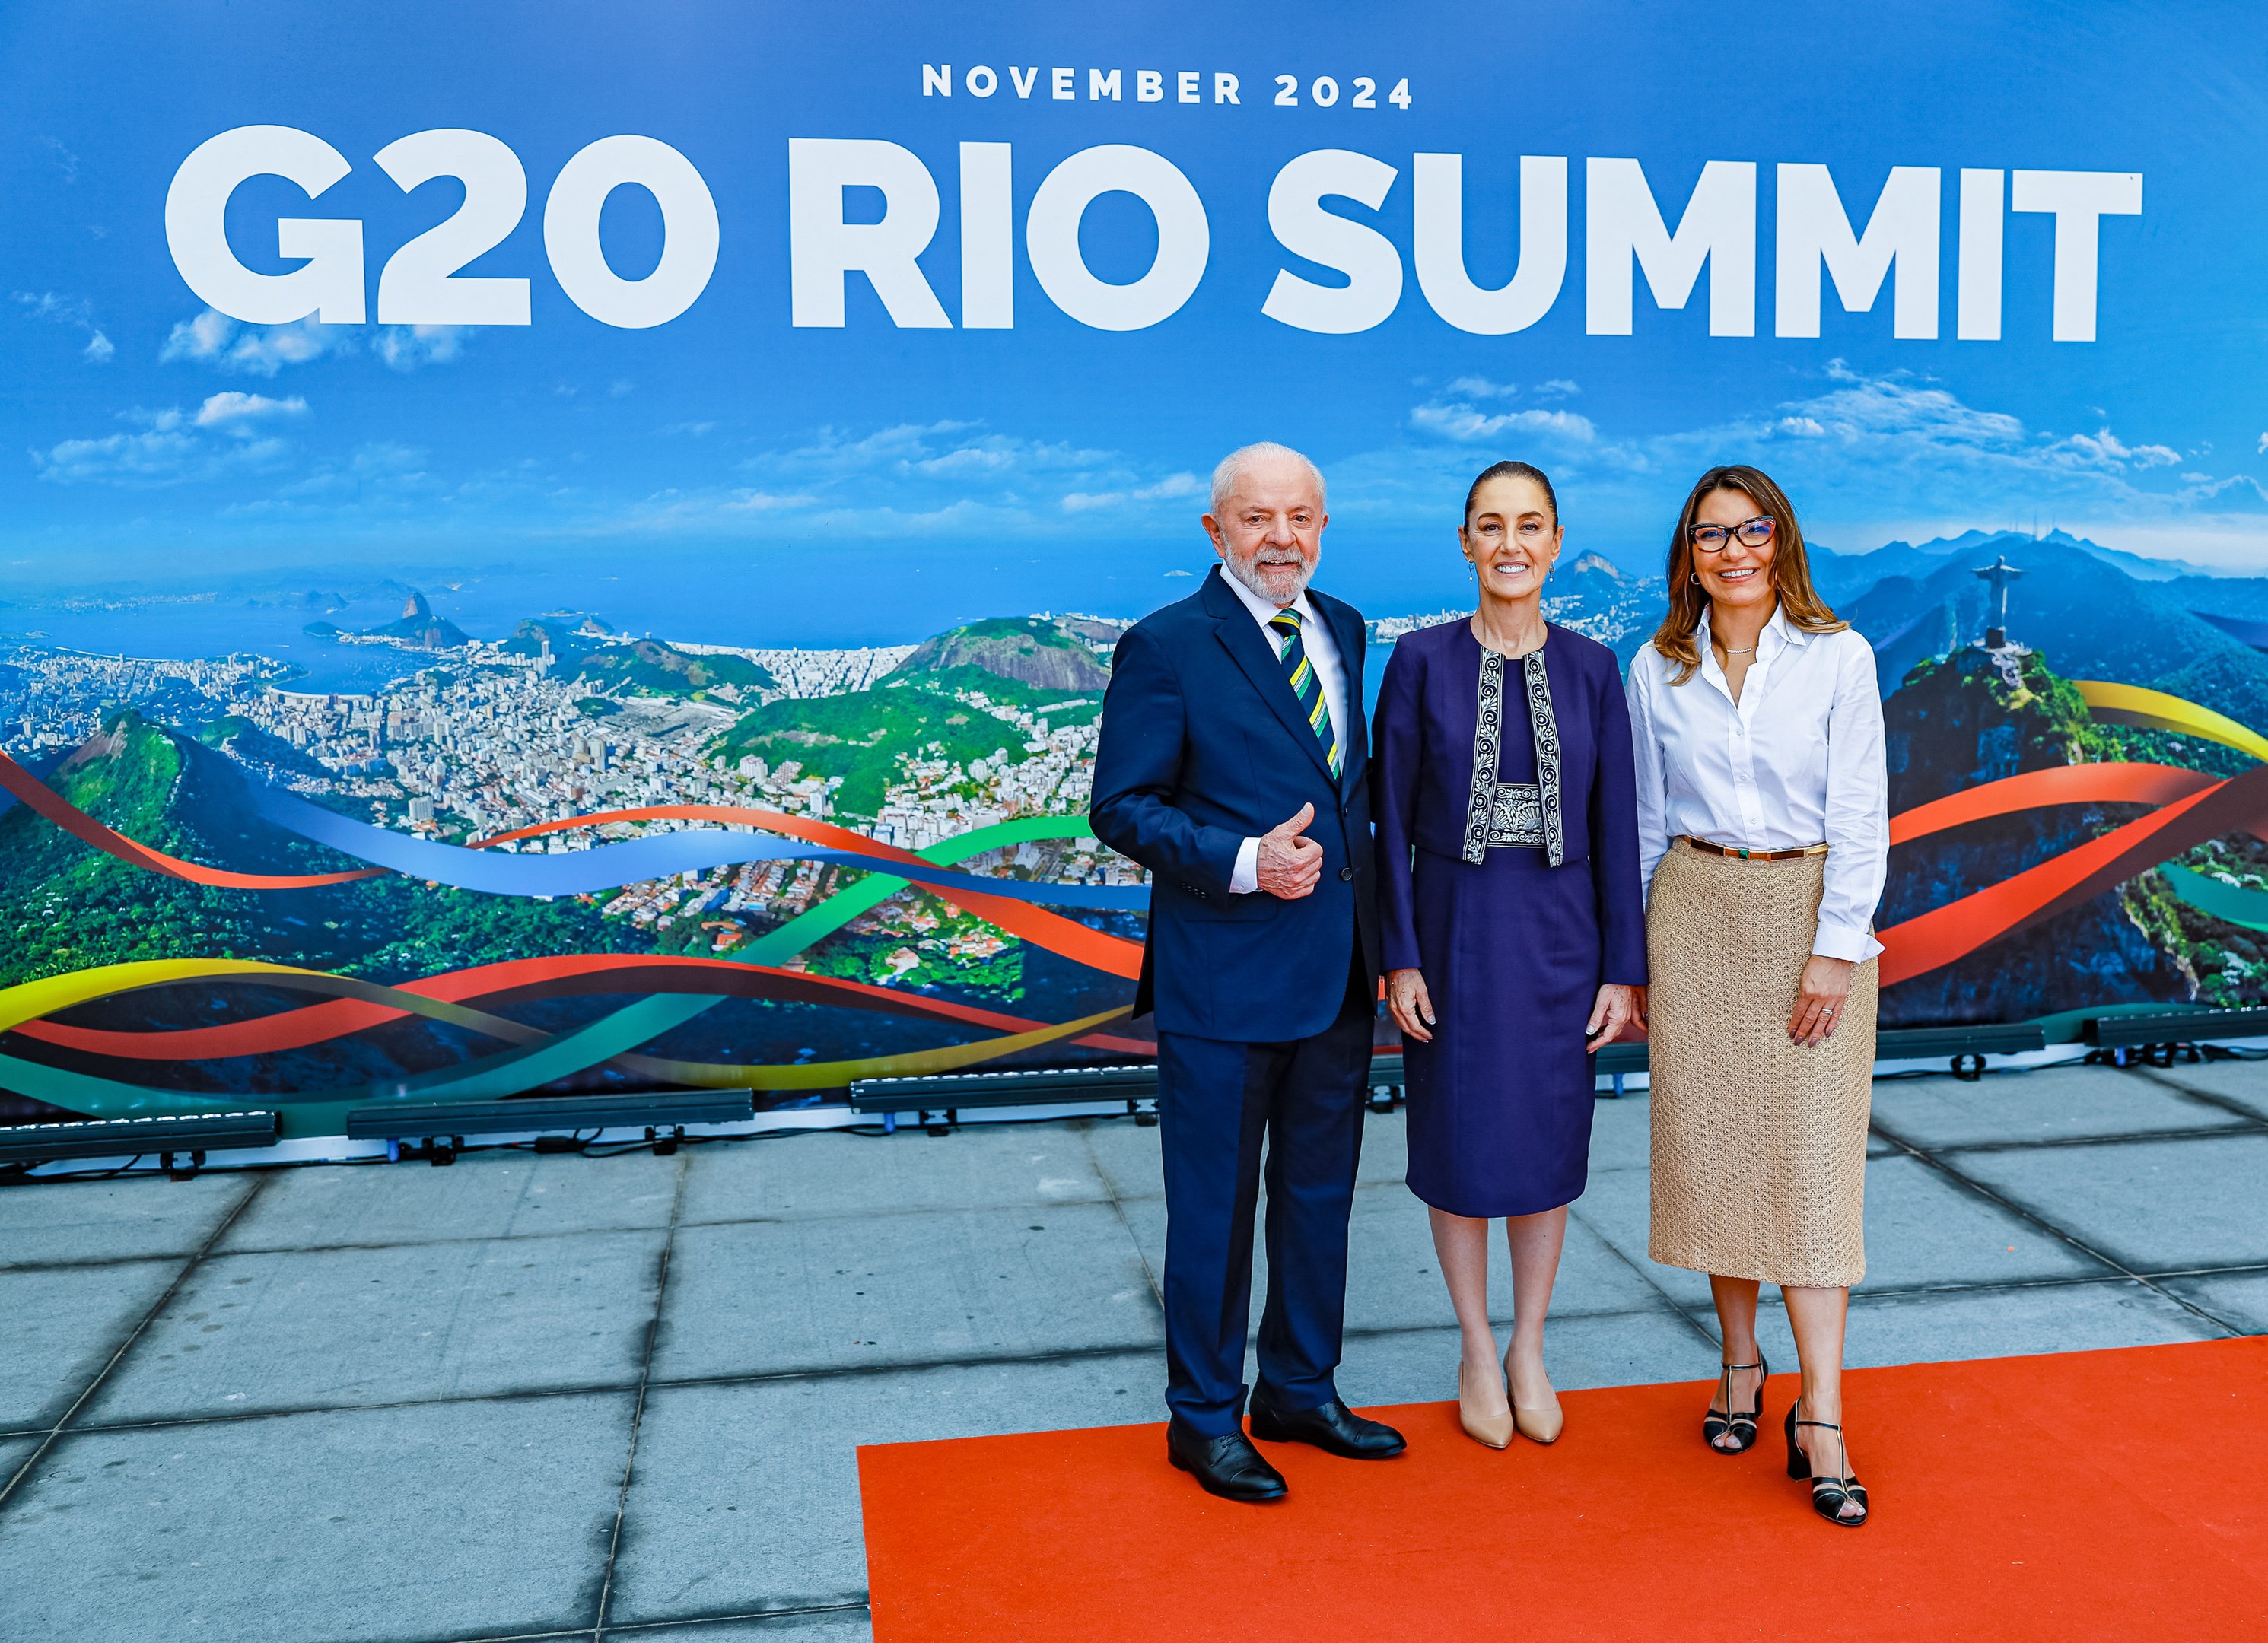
[343,1090,755,1140]
[849,1064,1158,1114]
[0,1111,282,1165]
[2085,1008,2268,1050]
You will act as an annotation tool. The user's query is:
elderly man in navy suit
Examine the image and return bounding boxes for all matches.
[1091,442,1403,1502]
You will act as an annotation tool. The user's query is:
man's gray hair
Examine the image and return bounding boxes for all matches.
[1209,442,1326,516]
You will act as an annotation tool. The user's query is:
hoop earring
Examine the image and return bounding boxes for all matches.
[1689,571,1703,586]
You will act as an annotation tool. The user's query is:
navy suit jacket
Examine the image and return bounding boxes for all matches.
[1090,566,1381,1042]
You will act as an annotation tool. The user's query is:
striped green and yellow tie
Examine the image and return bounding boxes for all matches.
[1267,608,1342,778]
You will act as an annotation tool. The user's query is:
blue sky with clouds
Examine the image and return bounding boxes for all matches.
[3,0,2266,642]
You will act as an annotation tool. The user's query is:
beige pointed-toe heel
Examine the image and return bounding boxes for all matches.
[1512,1394,1564,1445]
[1507,1349,1563,1444]
[1457,1364,1514,1449]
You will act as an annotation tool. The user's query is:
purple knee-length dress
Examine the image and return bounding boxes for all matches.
[1371,620,1648,1218]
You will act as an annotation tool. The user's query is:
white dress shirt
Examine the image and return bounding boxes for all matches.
[1219,569,1348,895]
[1625,604,1888,961]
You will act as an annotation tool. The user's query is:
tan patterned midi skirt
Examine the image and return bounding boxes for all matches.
[1646,839,1875,1288]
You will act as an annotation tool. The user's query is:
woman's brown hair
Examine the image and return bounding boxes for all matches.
[1649,463,1847,684]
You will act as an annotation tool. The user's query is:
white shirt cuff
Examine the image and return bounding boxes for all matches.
[1812,921,1882,963]
[1230,836,1261,894]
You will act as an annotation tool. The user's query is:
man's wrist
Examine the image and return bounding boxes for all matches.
[1229,836,1261,895]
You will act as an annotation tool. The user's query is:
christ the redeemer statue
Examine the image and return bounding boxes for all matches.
[1976,555,2026,648]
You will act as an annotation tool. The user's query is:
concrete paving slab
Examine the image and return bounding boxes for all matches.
[1951,1133,2268,1274]
[0,1435,40,1489]
[218,1150,681,1254]
[1676,1279,2221,1378]
[0,1174,253,1270]
[0,1391,635,1643]
[1586,1093,1652,1174]
[2138,1057,2268,1122]
[1078,1114,1164,1201]
[87,1227,667,1425]
[1858,1155,2107,1291]
[1841,1278,2222,1367]
[1341,1186,1665,1330]
[1355,1105,1409,1187]
[1870,1064,2247,1149]
[607,1354,1152,1624]
[683,1125,1110,1227]
[1567,1165,1714,1309]
[2156,1269,2268,1334]
[0,1259,179,1432]
[1571,1151,2103,1305]
[1108,1176,1663,1347]
[1340,1307,1709,1411]
[1071,1105,1412,1205]
[605,1615,871,1641]
[654,1203,1159,1382]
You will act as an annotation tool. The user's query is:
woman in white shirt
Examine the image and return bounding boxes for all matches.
[1625,464,1888,1529]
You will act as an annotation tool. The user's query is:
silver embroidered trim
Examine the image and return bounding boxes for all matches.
[1462,648,1503,864]
[1485,783,1547,847]
[1524,647,1566,867]
[1462,639,1564,866]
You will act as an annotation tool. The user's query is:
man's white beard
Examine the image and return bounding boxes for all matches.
[1226,551,1313,606]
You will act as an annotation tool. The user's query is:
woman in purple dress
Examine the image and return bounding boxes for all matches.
[1373,462,1647,1450]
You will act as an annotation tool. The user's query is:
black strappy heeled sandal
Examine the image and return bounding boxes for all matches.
[1784,1402,1871,1527]
[1700,1355,1767,1454]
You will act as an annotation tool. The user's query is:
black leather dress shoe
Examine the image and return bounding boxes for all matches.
[1166,1417,1289,1502]
[1248,1395,1408,1459]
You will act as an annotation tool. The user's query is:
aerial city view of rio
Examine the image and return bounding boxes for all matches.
[9,523,2268,1122]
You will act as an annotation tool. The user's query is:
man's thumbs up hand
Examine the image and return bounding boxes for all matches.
[1257,802,1324,900]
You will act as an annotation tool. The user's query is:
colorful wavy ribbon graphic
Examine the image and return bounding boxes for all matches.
[0,803,1150,1131]
[2072,680,2268,764]
[14,677,2268,1133]
[1876,762,2268,986]
[0,746,1147,907]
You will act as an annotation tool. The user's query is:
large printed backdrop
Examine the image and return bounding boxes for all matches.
[3,2,2267,1133]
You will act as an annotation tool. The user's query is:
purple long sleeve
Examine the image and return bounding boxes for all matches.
[1589,663,1650,987]
[1369,636,1427,973]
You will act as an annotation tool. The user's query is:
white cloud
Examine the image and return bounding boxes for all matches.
[374,325,470,371]
[33,399,301,487]
[1061,473,1201,512]
[1410,374,1598,445]
[2063,427,2181,469]
[1535,379,1581,400]
[1409,402,1598,443]
[573,419,1196,539]
[161,310,351,376]
[195,391,309,430]
[1325,361,2264,571]
[14,290,112,364]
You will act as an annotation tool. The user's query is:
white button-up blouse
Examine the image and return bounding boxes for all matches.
[1625,605,1889,962]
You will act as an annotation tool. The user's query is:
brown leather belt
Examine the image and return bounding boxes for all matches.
[1677,835,1828,862]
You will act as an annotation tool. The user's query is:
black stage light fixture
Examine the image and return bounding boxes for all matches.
[2084,1006,2268,1060]
[0,1111,282,1174]
[851,1064,1161,1133]
[345,1090,756,1162]
[852,1059,1412,1131]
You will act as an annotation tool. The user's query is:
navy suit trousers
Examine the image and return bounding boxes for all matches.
[1153,973,1373,1435]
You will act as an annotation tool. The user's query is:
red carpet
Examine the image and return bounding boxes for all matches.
[859,1336,2268,1641]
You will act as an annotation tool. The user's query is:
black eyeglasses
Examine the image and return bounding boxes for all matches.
[1688,516,1775,552]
